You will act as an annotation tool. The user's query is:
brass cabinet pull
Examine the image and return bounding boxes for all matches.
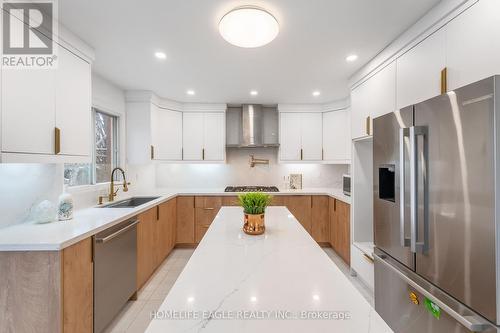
[365,116,371,136]
[202,224,211,228]
[322,148,324,160]
[54,127,61,154]
[300,148,303,161]
[440,67,448,94]
[156,205,160,220]
[150,145,155,160]
[363,253,374,264]
[202,148,205,160]
[203,207,214,210]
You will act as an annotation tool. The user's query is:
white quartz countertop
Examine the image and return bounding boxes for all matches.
[0,188,350,251]
[145,207,391,333]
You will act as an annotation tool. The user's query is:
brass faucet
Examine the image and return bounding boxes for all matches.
[98,167,130,204]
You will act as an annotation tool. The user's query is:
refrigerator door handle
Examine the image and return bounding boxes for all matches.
[399,127,411,247]
[410,126,429,253]
[374,253,492,332]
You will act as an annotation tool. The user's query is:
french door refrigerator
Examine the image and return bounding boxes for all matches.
[373,76,500,333]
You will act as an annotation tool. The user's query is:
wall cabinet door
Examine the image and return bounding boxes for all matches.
[351,62,396,139]
[311,196,330,243]
[446,0,500,90]
[1,67,55,154]
[280,113,302,161]
[301,113,323,161]
[203,113,225,161]
[397,29,446,109]
[152,106,183,160]
[182,113,204,160]
[322,109,351,162]
[55,47,91,156]
[284,195,312,233]
[176,196,195,244]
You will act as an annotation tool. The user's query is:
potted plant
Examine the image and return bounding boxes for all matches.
[238,192,273,235]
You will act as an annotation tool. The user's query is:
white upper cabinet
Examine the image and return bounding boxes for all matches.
[56,47,92,157]
[280,112,322,161]
[301,113,323,161]
[351,62,396,139]
[182,113,204,161]
[323,109,351,163]
[280,113,302,161]
[182,112,225,162]
[446,0,500,90]
[1,46,91,162]
[151,105,182,161]
[2,67,56,155]
[203,113,225,161]
[397,29,446,109]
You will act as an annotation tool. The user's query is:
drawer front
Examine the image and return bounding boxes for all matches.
[351,245,374,290]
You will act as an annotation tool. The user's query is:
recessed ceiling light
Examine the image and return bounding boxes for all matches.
[154,51,167,59]
[312,91,321,97]
[186,90,195,96]
[346,54,358,62]
[219,6,279,48]
[250,90,258,96]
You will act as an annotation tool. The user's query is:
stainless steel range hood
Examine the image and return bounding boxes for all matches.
[226,104,279,148]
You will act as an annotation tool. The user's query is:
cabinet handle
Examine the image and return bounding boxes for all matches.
[334,199,337,212]
[203,207,214,210]
[202,148,205,160]
[150,145,155,160]
[181,148,184,160]
[54,127,61,154]
[365,116,371,136]
[322,148,324,161]
[156,205,160,220]
[300,148,303,161]
[440,67,448,94]
[363,253,374,264]
[202,224,211,228]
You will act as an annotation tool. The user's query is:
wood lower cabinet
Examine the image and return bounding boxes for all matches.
[311,196,330,243]
[222,196,239,206]
[284,195,312,233]
[62,238,93,333]
[176,196,195,244]
[269,195,285,206]
[137,207,157,289]
[330,198,351,265]
[0,238,93,333]
[157,198,177,264]
[195,196,222,243]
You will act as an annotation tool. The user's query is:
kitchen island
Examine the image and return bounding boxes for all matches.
[145,206,391,332]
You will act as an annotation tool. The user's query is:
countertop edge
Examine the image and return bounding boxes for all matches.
[0,189,350,252]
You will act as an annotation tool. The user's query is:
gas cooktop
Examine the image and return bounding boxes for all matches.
[224,186,280,192]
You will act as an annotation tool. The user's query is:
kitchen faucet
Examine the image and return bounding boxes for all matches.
[98,167,131,204]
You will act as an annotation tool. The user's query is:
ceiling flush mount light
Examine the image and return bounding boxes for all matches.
[312,91,321,97]
[250,90,258,96]
[154,51,167,60]
[186,90,195,96]
[219,6,279,48]
[346,54,358,62]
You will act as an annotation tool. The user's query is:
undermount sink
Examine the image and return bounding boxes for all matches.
[99,197,160,208]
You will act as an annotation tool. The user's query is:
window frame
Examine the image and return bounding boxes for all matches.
[64,108,120,187]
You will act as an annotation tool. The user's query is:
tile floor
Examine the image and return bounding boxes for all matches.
[104,247,374,333]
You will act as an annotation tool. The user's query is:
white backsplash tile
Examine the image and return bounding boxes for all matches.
[155,148,347,189]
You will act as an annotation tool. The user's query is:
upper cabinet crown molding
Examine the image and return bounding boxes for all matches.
[278,98,350,114]
[125,90,226,113]
[349,0,477,89]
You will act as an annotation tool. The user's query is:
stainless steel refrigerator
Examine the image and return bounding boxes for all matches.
[373,76,500,333]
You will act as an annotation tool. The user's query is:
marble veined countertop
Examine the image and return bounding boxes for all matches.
[0,188,350,251]
[145,207,391,333]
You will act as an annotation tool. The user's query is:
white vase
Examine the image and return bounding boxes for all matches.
[34,200,57,224]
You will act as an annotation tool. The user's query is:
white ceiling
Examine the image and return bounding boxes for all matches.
[59,0,441,104]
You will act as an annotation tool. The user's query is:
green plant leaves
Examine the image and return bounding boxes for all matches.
[237,192,273,215]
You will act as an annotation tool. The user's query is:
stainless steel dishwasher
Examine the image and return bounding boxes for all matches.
[93,218,138,333]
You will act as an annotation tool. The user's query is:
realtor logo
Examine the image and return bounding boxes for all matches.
[2,0,58,68]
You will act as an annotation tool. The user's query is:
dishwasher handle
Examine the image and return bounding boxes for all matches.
[95,219,139,244]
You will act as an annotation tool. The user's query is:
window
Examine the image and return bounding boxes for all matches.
[64,109,119,186]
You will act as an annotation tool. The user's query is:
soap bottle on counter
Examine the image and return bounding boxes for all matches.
[58,185,74,221]
[282,176,289,190]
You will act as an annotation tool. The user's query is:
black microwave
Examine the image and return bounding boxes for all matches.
[342,174,351,196]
